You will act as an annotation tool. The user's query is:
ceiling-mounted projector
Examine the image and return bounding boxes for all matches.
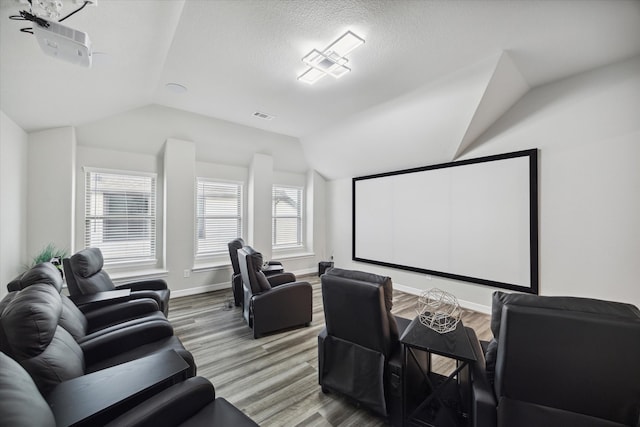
[32,17,92,67]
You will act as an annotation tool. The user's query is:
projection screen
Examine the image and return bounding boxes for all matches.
[352,149,538,293]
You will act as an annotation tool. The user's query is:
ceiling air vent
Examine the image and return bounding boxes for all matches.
[252,111,274,120]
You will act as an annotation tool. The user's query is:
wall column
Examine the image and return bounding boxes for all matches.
[163,138,196,290]
[247,153,273,259]
[27,126,76,259]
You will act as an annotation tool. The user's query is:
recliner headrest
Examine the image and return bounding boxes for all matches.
[0,284,62,360]
[15,263,63,293]
[491,291,640,338]
[242,246,264,272]
[325,268,394,312]
[69,247,104,278]
[228,238,245,252]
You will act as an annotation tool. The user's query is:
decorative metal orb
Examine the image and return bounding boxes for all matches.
[416,288,462,334]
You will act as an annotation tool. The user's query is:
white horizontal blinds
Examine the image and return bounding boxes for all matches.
[272,185,303,247]
[196,179,242,256]
[85,170,156,264]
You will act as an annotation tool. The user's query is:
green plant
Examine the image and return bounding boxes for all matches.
[25,243,68,270]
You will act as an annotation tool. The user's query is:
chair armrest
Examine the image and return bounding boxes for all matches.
[71,290,132,312]
[253,281,311,307]
[47,350,189,427]
[267,260,283,266]
[84,298,161,330]
[265,272,296,287]
[466,327,497,427]
[80,320,174,366]
[104,376,215,426]
[251,281,312,337]
[115,279,168,291]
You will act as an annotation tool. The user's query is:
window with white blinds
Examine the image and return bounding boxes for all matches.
[196,179,243,257]
[85,170,157,264]
[272,185,303,248]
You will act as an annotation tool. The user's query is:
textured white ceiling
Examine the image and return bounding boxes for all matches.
[1,0,639,164]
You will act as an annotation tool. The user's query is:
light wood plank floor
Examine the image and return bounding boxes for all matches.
[168,275,491,427]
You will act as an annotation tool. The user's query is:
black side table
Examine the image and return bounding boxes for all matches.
[400,317,477,427]
[318,261,334,276]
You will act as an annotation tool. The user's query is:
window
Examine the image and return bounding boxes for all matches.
[272,185,303,248]
[196,179,243,257]
[85,170,157,264]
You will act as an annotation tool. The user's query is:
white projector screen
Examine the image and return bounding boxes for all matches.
[353,149,538,293]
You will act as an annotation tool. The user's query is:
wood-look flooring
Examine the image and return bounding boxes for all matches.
[168,275,491,427]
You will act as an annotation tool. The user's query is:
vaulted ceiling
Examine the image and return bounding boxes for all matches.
[1,0,639,178]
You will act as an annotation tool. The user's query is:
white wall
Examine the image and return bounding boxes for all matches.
[27,127,76,264]
[163,139,196,292]
[70,107,324,296]
[327,56,640,312]
[0,111,28,299]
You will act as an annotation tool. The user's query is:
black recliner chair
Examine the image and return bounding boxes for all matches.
[318,268,426,424]
[6,262,167,344]
[0,283,195,396]
[468,291,640,427]
[0,351,258,426]
[237,246,312,338]
[228,238,286,306]
[63,247,171,316]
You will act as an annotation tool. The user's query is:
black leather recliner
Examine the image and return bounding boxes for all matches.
[0,283,195,396]
[228,238,286,306]
[468,291,640,427]
[318,268,426,424]
[238,246,312,338]
[63,247,171,316]
[7,262,167,345]
[0,351,258,427]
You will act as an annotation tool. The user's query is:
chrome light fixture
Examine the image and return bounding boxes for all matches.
[298,31,365,85]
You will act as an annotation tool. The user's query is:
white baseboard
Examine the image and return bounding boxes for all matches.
[170,282,229,299]
[394,283,491,315]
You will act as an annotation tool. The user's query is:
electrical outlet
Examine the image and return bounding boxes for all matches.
[183,269,190,278]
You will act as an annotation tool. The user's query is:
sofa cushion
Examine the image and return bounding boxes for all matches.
[0,352,56,427]
[248,250,264,272]
[0,284,62,360]
[18,262,63,292]
[256,271,272,292]
[0,284,86,396]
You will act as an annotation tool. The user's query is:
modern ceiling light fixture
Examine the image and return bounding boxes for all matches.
[298,30,365,85]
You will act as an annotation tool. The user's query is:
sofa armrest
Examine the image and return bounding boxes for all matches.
[265,272,296,287]
[466,327,497,427]
[104,376,215,427]
[71,290,131,312]
[48,350,189,427]
[251,281,312,337]
[84,298,161,331]
[252,281,311,307]
[80,320,174,366]
[115,278,168,291]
